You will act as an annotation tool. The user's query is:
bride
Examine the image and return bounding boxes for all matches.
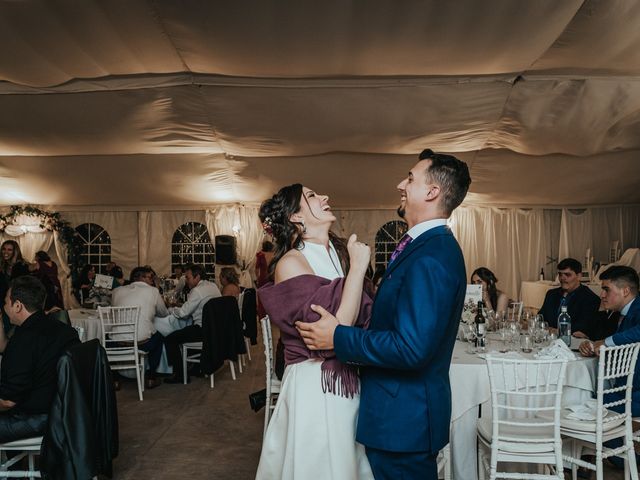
[255,183,374,480]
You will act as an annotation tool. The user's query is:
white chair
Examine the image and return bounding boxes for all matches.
[0,437,43,478]
[610,240,621,263]
[98,306,146,401]
[477,355,568,480]
[437,443,451,480]
[562,343,640,480]
[180,341,237,388]
[238,290,252,366]
[261,316,281,438]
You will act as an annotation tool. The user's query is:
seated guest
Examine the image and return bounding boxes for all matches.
[110,265,126,288]
[162,264,221,383]
[538,258,600,338]
[220,267,241,298]
[578,266,640,468]
[579,266,640,411]
[1,240,30,332]
[0,276,79,442]
[74,264,96,303]
[171,264,186,296]
[471,267,509,313]
[29,251,64,310]
[111,266,169,389]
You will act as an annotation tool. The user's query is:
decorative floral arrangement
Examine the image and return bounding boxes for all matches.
[0,205,83,270]
[461,299,479,325]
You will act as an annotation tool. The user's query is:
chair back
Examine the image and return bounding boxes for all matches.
[595,343,640,439]
[200,296,246,374]
[486,355,567,453]
[241,288,258,343]
[507,301,524,322]
[261,316,274,384]
[97,306,141,352]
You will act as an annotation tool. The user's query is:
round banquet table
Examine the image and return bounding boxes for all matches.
[68,308,102,341]
[449,337,597,480]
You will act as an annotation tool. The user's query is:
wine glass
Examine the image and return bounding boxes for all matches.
[462,324,477,354]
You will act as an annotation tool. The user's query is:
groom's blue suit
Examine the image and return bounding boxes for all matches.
[334,225,466,479]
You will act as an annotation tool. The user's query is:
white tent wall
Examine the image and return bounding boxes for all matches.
[61,211,139,278]
[4,203,638,306]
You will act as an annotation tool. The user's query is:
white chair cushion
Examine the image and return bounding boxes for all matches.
[539,408,626,433]
[477,417,556,454]
[0,436,43,448]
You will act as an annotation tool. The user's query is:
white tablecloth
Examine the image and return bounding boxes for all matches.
[68,308,102,341]
[520,281,602,309]
[449,339,597,480]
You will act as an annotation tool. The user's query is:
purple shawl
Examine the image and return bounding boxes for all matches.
[258,274,372,398]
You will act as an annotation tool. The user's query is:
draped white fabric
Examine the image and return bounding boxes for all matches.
[35,204,638,303]
[62,211,139,276]
[138,210,206,278]
[559,206,640,266]
[205,205,263,287]
[448,207,547,301]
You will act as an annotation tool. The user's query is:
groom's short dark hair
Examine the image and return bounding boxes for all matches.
[419,149,471,215]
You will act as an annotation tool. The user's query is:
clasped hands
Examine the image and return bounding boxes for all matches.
[295,305,339,350]
[578,339,605,357]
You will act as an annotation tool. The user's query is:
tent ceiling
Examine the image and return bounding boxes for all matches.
[1,0,639,208]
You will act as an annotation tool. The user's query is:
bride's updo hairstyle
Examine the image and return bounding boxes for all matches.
[259,183,349,277]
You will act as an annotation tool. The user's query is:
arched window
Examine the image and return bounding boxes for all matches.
[171,222,215,276]
[374,220,408,270]
[75,223,111,274]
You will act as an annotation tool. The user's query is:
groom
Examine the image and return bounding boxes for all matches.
[297,149,470,479]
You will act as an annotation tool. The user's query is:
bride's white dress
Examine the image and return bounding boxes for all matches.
[255,241,373,480]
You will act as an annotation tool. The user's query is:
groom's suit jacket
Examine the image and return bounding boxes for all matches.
[334,225,466,454]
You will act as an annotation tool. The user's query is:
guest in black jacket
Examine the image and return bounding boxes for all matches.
[0,276,79,443]
[538,257,600,339]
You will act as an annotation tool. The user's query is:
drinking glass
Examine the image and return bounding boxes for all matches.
[506,321,520,352]
[534,321,549,347]
[520,333,533,353]
[462,324,477,354]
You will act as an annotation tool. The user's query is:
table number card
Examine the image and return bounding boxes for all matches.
[94,273,114,289]
[461,284,482,324]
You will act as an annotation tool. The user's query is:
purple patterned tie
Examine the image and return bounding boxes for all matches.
[388,234,412,265]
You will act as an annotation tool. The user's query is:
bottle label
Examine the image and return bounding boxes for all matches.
[477,324,485,336]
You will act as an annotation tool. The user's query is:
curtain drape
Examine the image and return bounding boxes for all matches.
[559,206,640,266]
[206,205,263,288]
[449,206,547,301]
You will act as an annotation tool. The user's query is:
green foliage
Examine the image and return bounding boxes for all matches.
[0,205,83,271]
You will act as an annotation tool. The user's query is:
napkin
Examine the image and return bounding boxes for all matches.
[565,400,606,421]
[535,339,576,360]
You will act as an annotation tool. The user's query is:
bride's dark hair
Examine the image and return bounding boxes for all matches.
[259,183,349,278]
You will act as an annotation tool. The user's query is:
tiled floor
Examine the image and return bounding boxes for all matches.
[113,340,631,479]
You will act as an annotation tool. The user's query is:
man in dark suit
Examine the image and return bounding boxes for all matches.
[297,149,470,479]
[579,265,640,414]
[538,257,600,339]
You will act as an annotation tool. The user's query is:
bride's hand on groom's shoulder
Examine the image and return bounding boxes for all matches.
[295,305,338,350]
[347,234,370,273]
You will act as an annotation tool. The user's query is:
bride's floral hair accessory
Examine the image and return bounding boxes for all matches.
[262,216,274,235]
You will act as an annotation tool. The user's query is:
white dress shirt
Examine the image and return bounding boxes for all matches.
[111,281,169,341]
[406,218,448,240]
[170,279,221,327]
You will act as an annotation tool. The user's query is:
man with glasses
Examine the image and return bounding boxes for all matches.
[538,257,600,339]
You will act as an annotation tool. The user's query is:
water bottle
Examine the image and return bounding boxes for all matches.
[558,305,571,346]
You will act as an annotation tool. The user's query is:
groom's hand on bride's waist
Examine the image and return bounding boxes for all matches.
[295,305,338,350]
